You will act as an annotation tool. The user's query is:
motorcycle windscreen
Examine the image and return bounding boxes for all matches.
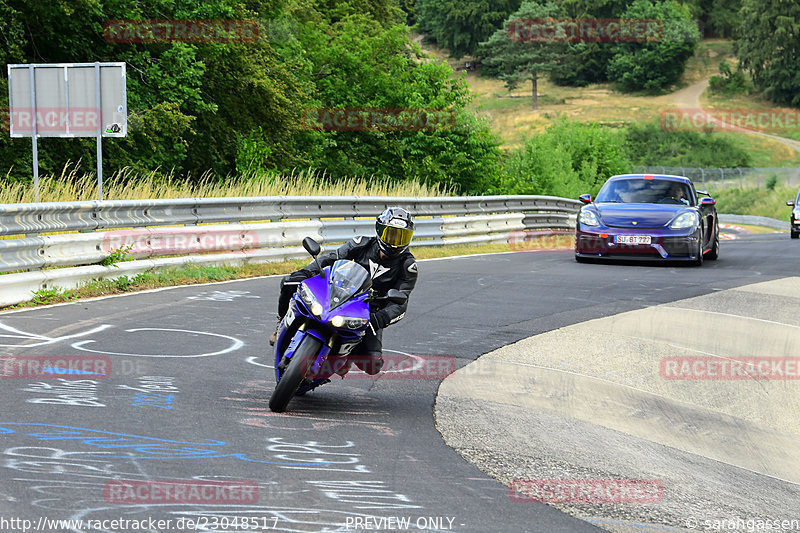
[329,260,371,310]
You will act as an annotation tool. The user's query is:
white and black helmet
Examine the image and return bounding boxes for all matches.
[375,207,415,257]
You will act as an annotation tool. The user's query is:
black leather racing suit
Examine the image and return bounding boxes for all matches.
[277,236,418,368]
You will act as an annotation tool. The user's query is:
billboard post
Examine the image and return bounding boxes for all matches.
[7,62,127,201]
[27,65,39,202]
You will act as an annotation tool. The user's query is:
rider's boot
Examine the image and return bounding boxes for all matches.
[354,355,384,375]
[333,359,352,377]
[268,316,282,346]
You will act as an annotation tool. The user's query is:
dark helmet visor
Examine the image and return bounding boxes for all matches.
[376,223,414,248]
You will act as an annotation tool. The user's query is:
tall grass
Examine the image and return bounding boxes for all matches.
[0,163,453,203]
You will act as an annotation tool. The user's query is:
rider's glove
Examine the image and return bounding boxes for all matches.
[370,311,388,330]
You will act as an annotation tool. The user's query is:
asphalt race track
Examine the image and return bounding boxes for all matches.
[0,232,797,533]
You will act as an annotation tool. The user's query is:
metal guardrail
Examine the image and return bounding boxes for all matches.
[0,195,581,307]
[719,214,789,231]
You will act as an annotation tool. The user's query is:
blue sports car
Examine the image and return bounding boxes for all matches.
[575,174,719,265]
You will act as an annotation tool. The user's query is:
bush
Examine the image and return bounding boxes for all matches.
[708,61,751,95]
[624,122,752,168]
[766,174,778,191]
[499,118,630,197]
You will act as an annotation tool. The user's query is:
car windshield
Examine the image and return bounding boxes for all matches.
[595,178,694,206]
[329,259,371,309]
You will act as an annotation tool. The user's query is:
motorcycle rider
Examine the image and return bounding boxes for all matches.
[269,207,418,376]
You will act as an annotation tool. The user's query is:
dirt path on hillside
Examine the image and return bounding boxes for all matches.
[665,79,800,154]
[663,78,710,107]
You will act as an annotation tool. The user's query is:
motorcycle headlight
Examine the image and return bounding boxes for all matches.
[793,208,800,219]
[298,283,323,316]
[579,209,600,226]
[669,212,698,229]
[330,316,369,329]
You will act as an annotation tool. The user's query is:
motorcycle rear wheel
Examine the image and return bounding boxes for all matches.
[269,335,322,412]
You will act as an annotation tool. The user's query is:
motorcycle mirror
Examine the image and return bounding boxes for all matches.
[303,237,321,257]
[302,237,325,277]
[386,289,408,305]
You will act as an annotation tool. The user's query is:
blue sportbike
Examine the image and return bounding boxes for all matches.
[269,238,406,412]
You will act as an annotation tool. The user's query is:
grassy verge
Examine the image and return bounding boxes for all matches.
[732,224,782,234]
[713,186,796,221]
[1,237,574,311]
[0,164,452,203]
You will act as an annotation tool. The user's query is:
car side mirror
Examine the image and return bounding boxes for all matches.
[700,197,716,206]
[788,201,796,207]
[303,237,321,257]
[387,289,408,305]
[578,194,592,204]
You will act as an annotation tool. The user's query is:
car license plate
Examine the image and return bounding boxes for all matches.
[614,235,651,245]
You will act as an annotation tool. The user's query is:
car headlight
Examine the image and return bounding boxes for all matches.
[579,209,600,226]
[330,316,369,329]
[298,283,323,316]
[669,212,698,229]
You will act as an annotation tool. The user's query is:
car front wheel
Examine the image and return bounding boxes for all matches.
[706,224,720,260]
[690,230,704,267]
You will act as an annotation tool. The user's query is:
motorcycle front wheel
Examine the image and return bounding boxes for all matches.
[269,335,323,413]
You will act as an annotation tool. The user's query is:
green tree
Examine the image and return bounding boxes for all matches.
[0,0,311,179]
[606,0,699,92]
[548,0,628,87]
[736,0,800,107]
[705,0,742,38]
[478,1,564,110]
[289,9,503,192]
[416,0,522,58]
